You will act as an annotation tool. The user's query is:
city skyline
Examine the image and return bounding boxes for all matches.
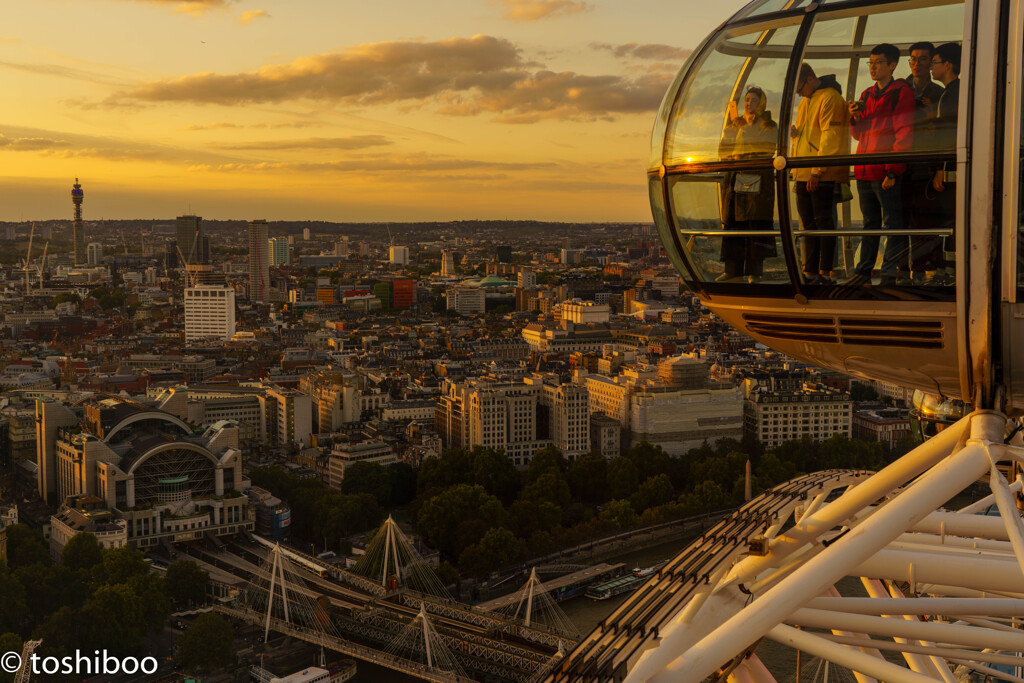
[2,0,748,222]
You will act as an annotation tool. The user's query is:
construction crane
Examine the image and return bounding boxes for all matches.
[36,241,48,289]
[13,639,41,683]
[23,222,34,295]
[176,245,199,287]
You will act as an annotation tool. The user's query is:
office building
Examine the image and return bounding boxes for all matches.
[184,284,235,341]
[327,440,396,488]
[265,386,312,447]
[269,237,291,266]
[435,375,590,468]
[87,242,103,266]
[446,286,486,316]
[248,219,270,303]
[389,246,410,266]
[496,245,512,263]
[517,269,537,289]
[440,250,455,277]
[175,215,208,265]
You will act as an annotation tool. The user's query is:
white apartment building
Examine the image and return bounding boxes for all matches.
[389,246,410,265]
[447,286,486,316]
[435,375,588,467]
[526,375,590,460]
[629,385,743,455]
[517,269,537,288]
[743,379,852,449]
[184,285,235,341]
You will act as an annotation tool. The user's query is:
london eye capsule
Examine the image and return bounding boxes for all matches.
[649,0,1017,413]
[542,2,1024,682]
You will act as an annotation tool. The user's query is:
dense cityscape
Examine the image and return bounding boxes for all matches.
[0,179,921,682]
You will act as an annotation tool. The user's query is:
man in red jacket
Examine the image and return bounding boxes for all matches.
[847,43,916,287]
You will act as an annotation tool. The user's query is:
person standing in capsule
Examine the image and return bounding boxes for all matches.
[791,63,849,286]
[718,86,778,283]
[847,43,916,287]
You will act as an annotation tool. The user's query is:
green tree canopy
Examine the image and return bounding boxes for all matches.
[176,613,235,673]
[165,560,209,606]
[567,452,609,505]
[458,527,521,577]
[415,484,506,558]
[606,457,641,501]
[4,525,49,568]
[61,533,103,572]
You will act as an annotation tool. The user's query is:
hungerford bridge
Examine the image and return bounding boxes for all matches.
[204,420,1024,682]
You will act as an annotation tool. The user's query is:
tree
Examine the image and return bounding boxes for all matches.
[176,613,234,673]
[0,565,27,635]
[78,584,146,655]
[520,470,571,510]
[340,462,393,505]
[4,525,49,568]
[96,546,150,585]
[850,382,879,402]
[458,528,521,577]
[62,533,103,571]
[165,560,208,606]
[630,474,676,513]
[0,633,21,683]
[606,457,641,500]
[599,499,638,531]
[568,452,609,505]
[415,484,506,558]
[526,446,567,482]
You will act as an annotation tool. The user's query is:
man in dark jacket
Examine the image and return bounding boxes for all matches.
[847,43,915,287]
[923,42,961,286]
[901,42,945,283]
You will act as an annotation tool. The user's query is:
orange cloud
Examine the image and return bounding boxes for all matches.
[497,0,588,20]
[112,36,668,121]
[0,134,72,151]
[211,135,392,151]
[188,152,557,174]
[120,0,234,16]
[238,9,270,24]
[592,42,692,61]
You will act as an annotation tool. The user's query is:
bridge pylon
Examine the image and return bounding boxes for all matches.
[489,567,579,638]
[383,601,468,679]
[352,515,452,598]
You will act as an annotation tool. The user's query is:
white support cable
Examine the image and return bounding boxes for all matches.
[804,596,1024,615]
[859,579,943,680]
[948,659,1024,683]
[765,624,936,683]
[822,585,881,683]
[958,476,1024,513]
[882,580,957,683]
[786,607,1024,652]
[818,634,1024,669]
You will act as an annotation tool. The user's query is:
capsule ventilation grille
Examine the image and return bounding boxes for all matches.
[741,314,944,349]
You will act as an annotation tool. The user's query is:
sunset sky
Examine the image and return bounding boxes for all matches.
[2,0,749,222]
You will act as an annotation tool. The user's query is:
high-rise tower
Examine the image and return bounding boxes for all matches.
[175,215,207,265]
[71,178,85,266]
[248,219,270,303]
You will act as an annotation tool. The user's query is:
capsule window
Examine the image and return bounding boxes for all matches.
[664,19,799,167]
[667,173,787,285]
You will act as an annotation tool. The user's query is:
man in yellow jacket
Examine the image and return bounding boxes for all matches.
[791,63,850,285]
